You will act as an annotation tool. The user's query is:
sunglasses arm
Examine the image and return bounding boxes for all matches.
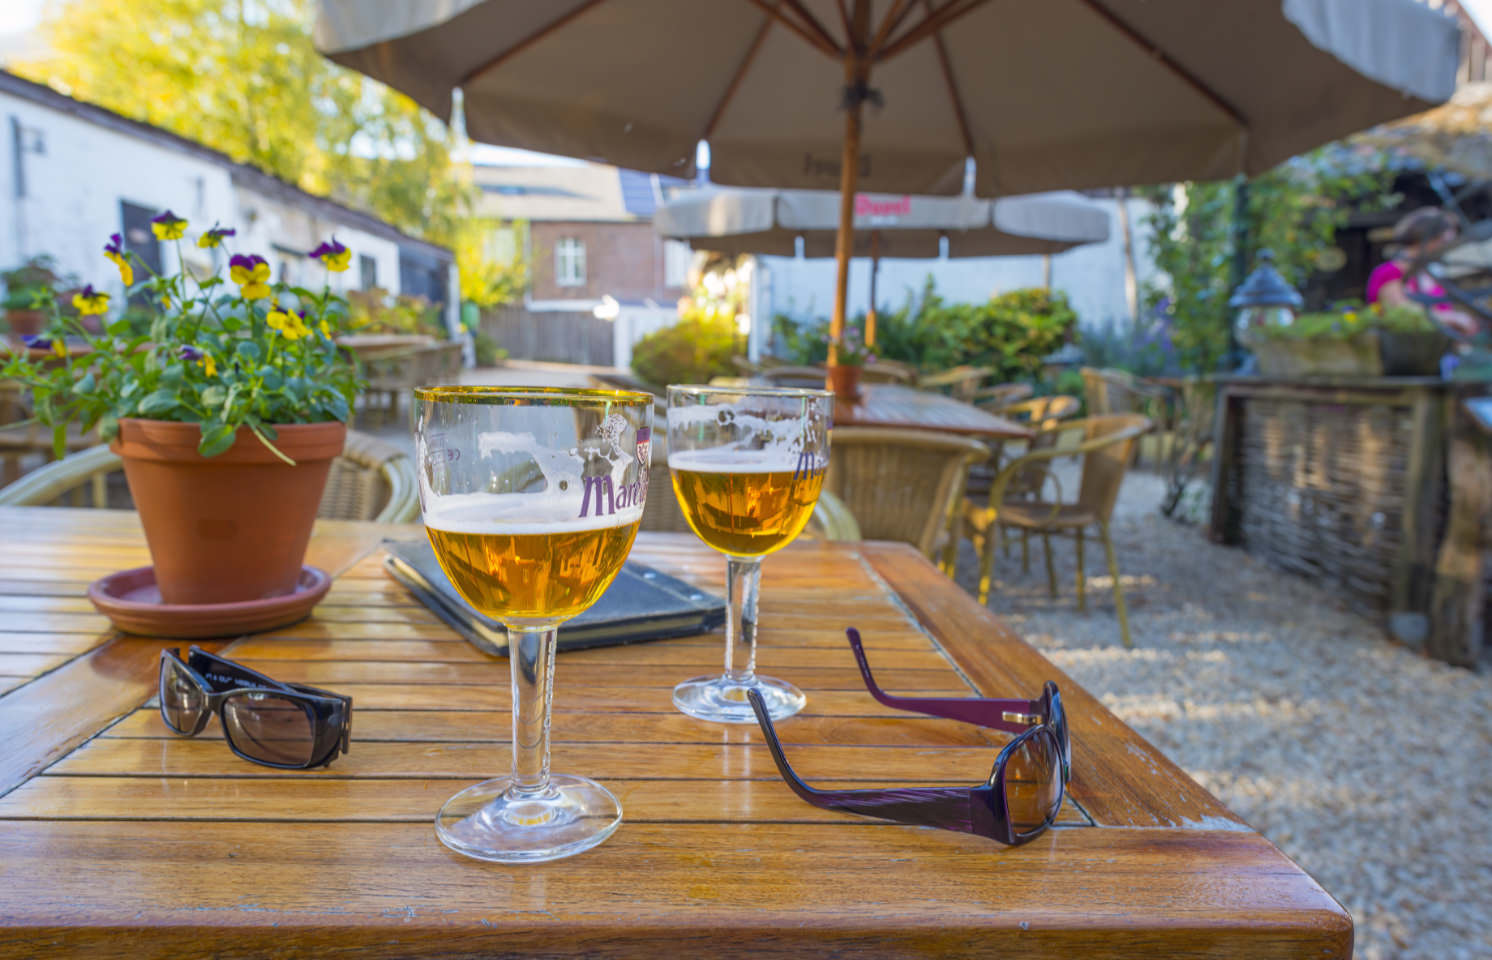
[846,629,1039,735]
[747,689,999,838]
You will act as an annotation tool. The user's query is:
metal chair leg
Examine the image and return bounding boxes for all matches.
[1099,520,1132,648]
[1075,528,1087,612]
[91,473,107,509]
[1042,532,1057,598]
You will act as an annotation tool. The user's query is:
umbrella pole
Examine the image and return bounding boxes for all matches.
[866,230,880,347]
[831,10,870,367]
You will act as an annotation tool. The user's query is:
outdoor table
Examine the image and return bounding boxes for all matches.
[837,383,1033,439]
[335,333,437,360]
[0,507,1351,958]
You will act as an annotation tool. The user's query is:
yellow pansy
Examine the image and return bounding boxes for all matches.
[103,233,133,286]
[72,285,109,316]
[150,210,188,241]
[230,254,272,300]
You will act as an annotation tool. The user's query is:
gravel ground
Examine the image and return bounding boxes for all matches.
[953,466,1492,959]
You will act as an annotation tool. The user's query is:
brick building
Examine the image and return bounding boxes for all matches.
[473,162,692,366]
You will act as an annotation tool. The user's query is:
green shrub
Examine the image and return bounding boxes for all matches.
[1251,303,1436,340]
[631,312,737,389]
[471,330,507,367]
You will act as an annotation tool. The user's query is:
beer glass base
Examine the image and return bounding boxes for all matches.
[672,674,805,724]
[434,774,623,863]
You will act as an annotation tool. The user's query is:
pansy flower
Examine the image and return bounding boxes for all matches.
[150,210,188,241]
[229,254,272,300]
[103,233,133,286]
[21,334,65,358]
[309,238,352,273]
[72,285,110,316]
[197,226,236,250]
[178,345,203,362]
[266,304,310,340]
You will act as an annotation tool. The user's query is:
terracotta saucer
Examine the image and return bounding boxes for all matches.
[88,565,331,638]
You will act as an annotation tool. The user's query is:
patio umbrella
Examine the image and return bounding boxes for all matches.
[653,188,1110,342]
[316,0,1459,359]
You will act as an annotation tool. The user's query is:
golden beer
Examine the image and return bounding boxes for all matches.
[669,453,825,557]
[425,498,640,621]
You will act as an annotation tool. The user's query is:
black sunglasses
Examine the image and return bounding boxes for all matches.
[746,627,1069,845]
[158,647,352,769]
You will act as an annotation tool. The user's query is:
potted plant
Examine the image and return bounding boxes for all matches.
[827,326,873,404]
[1243,303,1448,377]
[1,215,361,606]
[2,256,65,338]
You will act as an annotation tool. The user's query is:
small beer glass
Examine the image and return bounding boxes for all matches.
[667,384,832,724]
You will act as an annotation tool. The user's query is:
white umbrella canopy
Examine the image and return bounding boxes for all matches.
[317,0,1459,353]
[654,189,1110,258]
[655,187,1110,342]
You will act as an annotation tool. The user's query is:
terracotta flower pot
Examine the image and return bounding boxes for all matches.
[111,418,347,605]
[826,363,862,405]
[5,308,46,338]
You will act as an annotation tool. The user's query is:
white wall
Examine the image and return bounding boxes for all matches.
[1,87,425,314]
[0,90,237,302]
[758,195,1160,335]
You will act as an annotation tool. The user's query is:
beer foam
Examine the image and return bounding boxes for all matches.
[668,448,813,473]
[423,493,643,534]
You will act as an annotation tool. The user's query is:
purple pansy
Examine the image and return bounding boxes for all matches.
[178,345,203,362]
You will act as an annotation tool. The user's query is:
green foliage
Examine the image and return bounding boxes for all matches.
[346,287,444,337]
[1139,151,1397,372]
[1251,303,1436,341]
[1,222,360,461]
[774,277,1076,382]
[631,312,737,389]
[471,330,507,367]
[2,256,69,311]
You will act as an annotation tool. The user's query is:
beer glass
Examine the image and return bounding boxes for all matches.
[667,385,832,723]
[413,386,652,863]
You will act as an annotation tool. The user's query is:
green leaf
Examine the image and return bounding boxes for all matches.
[236,341,262,362]
[137,388,181,416]
[196,422,237,458]
[200,384,227,408]
[51,423,66,460]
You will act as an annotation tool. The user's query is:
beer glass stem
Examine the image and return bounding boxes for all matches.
[508,625,556,798]
[723,556,762,685]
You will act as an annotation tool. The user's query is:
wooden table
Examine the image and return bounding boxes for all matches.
[0,508,1351,957]
[837,384,1033,439]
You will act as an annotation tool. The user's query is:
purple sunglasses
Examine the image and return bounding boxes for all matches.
[746,628,1070,845]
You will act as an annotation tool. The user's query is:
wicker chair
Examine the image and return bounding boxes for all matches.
[962,414,1151,647]
[861,361,916,384]
[824,427,988,568]
[964,395,1083,502]
[991,395,1081,425]
[759,366,830,388]
[0,429,421,523]
[973,382,1035,409]
[917,365,992,403]
[639,432,860,541]
[1080,367,1169,417]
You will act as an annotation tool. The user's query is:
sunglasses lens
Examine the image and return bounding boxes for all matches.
[222,692,316,767]
[1004,729,1062,835]
[159,657,207,734]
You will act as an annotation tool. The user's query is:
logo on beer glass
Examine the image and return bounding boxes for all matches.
[579,424,648,519]
[792,432,825,483]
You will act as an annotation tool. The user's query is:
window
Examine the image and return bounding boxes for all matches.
[487,226,517,265]
[663,240,692,288]
[555,237,585,287]
[359,254,377,290]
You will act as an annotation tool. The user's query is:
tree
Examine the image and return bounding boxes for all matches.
[14,0,522,300]
[1138,151,1395,372]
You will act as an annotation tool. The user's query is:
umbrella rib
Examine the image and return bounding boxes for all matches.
[878,0,991,62]
[868,0,919,59]
[703,6,778,140]
[926,0,974,157]
[1074,0,1245,128]
[781,0,845,54]
[742,0,841,56]
[458,0,612,87]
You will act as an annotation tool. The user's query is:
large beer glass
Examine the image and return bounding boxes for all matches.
[414,387,652,862]
[668,385,832,723]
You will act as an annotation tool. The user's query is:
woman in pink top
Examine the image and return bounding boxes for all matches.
[1366,207,1478,337]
